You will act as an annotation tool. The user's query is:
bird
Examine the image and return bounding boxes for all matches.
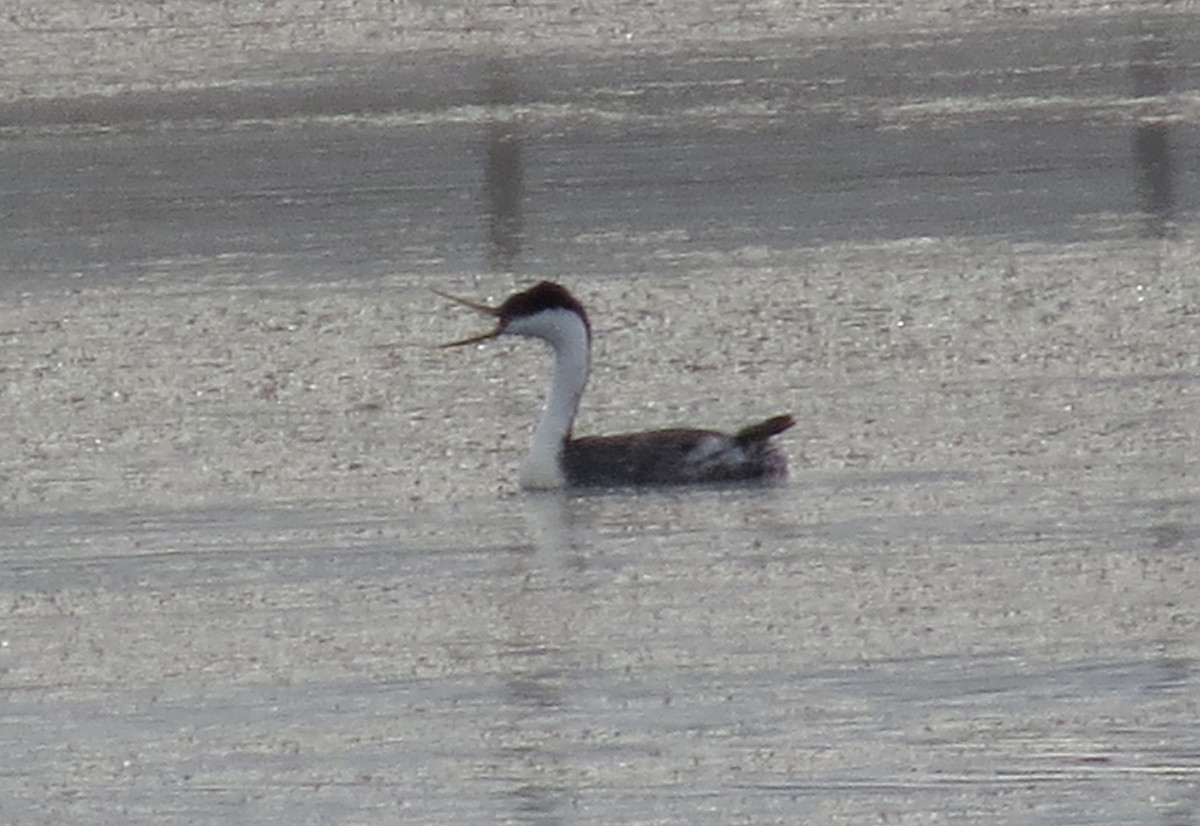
[436,281,794,489]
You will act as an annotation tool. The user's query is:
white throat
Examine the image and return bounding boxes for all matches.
[507,308,591,489]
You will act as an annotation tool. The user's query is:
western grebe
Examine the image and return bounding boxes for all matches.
[437,281,794,489]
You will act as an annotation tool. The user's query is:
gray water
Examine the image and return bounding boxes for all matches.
[2,4,1199,824]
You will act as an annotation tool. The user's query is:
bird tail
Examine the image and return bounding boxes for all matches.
[734,414,795,446]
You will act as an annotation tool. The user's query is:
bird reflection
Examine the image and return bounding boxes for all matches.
[482,59,525,271]
[484,493,581,825]
[1129,28,1176,239]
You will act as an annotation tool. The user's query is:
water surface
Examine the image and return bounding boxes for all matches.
[1,5,1199,825]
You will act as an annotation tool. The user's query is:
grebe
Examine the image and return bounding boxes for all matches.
[437,281,794,489]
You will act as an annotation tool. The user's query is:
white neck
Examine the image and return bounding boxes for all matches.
[508,308,591,489]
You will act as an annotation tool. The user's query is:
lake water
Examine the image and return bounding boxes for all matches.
[1,4,1198,824]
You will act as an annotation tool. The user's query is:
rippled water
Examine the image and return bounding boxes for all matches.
[2,5,1199,825]
[4,478,1196,823]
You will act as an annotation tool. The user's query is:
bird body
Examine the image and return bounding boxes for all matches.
[438,281,793,490]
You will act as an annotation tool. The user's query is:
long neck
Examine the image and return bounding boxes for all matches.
[518,310,590,489]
